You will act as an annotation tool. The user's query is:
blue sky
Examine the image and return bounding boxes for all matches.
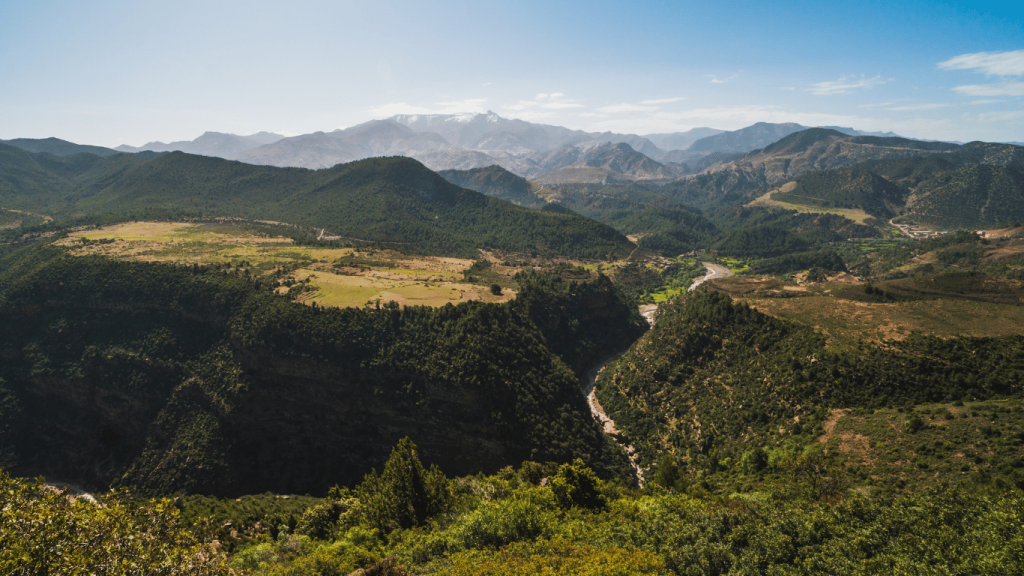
[1,0,1022,146]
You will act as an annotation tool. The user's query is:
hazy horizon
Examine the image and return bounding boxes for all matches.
[1,0,1021,148]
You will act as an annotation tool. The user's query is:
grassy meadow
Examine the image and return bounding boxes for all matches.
[58,221,517,309]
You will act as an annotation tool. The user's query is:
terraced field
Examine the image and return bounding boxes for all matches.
[58,221,516,309]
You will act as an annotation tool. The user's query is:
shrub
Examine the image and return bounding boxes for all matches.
[0,472,228,575]
[549,459,606,511]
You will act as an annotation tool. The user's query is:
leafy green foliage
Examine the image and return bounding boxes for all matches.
[0,471,228,575]
[176,492,322,551]
[228,454,1024,576]
[434,538,670,576]
[549,459,607,511]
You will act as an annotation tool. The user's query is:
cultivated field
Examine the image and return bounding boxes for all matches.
[709,274,1024,344]
[58,221,517,309]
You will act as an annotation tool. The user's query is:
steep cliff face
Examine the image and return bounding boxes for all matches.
[0,247,638,496]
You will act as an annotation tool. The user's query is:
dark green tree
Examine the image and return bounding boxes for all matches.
[357,437,452,532]
[651,454,687,491]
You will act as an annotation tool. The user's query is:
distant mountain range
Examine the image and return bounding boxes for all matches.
[441,129,1024,234]
[105,113,904,185]
[115,131,285,157]
[0,137,121,157]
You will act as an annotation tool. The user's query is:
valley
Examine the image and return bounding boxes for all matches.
[3,121,1024,575]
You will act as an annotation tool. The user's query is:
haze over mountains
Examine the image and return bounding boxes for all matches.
[114,131,285,157]
[107,113,905,185]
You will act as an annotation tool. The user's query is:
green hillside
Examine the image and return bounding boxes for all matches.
[595,291,1024,490]
[0,241,643,496]
[768,142,1024,229]
[0,145,634,259]
[438,165,549,208]
[911,164,1024,228]
[772,168,908,218]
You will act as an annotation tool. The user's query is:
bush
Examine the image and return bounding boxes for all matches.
[445,489,557,550]
[0,471,229,575]
[296,498,359,540]
[906,415,926,433]
[549,459,606,511]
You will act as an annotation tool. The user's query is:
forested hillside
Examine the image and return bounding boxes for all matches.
[0,241,644,496]
[0,144,633,259]
[595,291,1024,488]
[763,141,1024,228]
[438,165,549,208]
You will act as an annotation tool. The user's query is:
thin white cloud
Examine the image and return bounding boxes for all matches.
[971,99,1004,105]
[503,93,584,120]
[977,110,1024,123]
[595,103,656,114]
[707,74,739,84]
[434,98,488,111]
[809,75,884,96]
[953,82,1024,97]
[368,102,430,116]
[368,98,488,117]
[780,87,796,91]
[938,50,1024,76]
[884,103,952,111]
[640,97,685,105]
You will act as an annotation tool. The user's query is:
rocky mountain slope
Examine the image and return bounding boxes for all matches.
[529,142,678,184]
[230,120,496,170]
[664,123,904,167]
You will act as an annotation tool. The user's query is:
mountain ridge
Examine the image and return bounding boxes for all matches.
[0,143,635,259]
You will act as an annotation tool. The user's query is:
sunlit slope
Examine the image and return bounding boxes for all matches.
[0,145,633,259]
